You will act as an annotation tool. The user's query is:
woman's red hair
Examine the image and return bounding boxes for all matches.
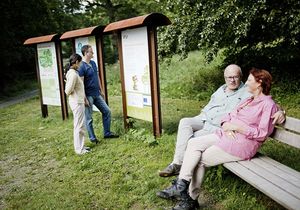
[249,68,272,95]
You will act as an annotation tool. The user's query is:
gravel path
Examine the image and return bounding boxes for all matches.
[0,90,38,109]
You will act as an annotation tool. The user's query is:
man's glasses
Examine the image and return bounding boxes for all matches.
[224,76,240,81]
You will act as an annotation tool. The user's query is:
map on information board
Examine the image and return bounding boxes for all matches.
[37,42,61,106]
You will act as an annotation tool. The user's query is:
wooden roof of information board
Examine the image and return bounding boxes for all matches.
[104,13,171,33]
[60,26,105,40]
[24,34,60,45]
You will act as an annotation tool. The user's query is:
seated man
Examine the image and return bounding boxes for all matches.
[159,64,285,177]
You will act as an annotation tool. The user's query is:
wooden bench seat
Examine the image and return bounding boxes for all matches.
[223,116,300,210]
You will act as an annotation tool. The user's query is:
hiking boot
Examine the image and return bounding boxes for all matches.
[172,195,199,210]
[159,163,181,177]
[156,179,189,200]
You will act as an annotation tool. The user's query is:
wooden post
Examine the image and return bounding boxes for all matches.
[34,47,48,118]
[148,27,162,137]
[55,41,68,120]
[71,39,76,53]
[117,32,129,130]
[96,35,108,103]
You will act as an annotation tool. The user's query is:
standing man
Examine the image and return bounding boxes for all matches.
[78,45,119,143]
[158,64,285,178]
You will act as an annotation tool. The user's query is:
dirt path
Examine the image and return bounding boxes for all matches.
[0,90,38,109]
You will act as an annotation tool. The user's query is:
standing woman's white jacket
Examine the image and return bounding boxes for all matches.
[65,69,85,103]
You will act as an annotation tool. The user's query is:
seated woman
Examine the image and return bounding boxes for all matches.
[157,68,278,210]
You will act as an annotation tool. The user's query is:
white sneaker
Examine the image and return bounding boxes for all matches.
[84,146,91,151]
[79,149,90,154]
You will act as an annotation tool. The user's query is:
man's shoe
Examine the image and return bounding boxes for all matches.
[172,195,199,210]
[156,179,189,200]
[90,139,99,144]
[159,163,181,177]
[104,133,119,139]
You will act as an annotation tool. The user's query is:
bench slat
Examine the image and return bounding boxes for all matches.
[238,159,300,199]
[224,162,300,210]
[282,116,300,133]
[257,156,300,180]
[270,128,300,149]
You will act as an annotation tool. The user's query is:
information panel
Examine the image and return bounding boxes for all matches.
[121,27,152,122]
[37,42,61,106]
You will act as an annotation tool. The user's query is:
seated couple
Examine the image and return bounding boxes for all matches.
[156,65,285,210]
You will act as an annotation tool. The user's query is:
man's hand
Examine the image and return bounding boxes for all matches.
[271,110,286,125]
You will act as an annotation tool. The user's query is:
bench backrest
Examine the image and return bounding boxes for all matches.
[270,116,300,149]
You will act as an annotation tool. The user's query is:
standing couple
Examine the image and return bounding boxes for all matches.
[65,45,118,155]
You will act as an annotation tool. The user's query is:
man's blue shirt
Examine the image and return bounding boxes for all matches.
[78,60,100,96]
[200,82,251,132]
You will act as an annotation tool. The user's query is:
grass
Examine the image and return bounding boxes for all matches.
[1,50,300,209]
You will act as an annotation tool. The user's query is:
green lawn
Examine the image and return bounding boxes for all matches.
[1,50,299,209]
[0,94,299,209]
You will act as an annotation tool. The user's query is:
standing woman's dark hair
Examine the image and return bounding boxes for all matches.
[64,53,82,76]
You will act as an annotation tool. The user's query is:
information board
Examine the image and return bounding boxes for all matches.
[37,42,61,106]
[121,27,152,122]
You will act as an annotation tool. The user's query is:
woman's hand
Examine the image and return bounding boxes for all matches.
[84,98,90,107]
[222,122,239,140]
[222,122,238,132]
[222,122,246,138]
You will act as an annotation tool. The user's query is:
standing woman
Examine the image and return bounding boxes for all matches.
[65,54,90,154]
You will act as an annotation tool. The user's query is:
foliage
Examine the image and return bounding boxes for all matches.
[0,0,85,96]
[82,0,165,64]
[159,51,224,100]
[124,128,158,146]
[158,0,300,78]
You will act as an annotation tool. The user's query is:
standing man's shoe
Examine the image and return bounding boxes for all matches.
[159,163,181,177]
[90,139,99,144]
[104,132,119,139]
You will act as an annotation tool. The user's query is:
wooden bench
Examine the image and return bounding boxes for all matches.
[223,116,300,210]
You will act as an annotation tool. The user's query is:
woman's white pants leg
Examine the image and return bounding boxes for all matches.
[178,134,243,200]
[69,102,85,154]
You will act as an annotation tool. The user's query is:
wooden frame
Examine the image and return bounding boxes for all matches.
[24,34,68,120]
[104,13,171,137]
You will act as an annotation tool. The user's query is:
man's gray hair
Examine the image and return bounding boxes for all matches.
[224,64,242,77]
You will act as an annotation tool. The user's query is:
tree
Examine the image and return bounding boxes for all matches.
[158,0,300,78]
[83,0,164,64]
[0,0,84,95]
